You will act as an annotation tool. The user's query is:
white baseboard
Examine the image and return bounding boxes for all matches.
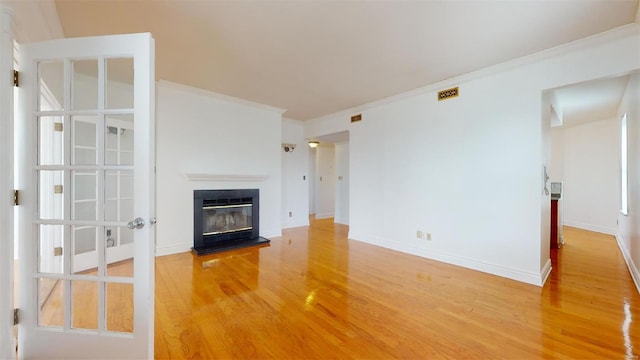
[261,230,282,238]
[563,220,616,235]
[540,259,553,286]
[616,234,640,295]
[348,231,548,286]
[282,219,310,229]
[155,242,192,257]
[315,212,334,219]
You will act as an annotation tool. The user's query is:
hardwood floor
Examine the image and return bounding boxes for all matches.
[155,219,640,359]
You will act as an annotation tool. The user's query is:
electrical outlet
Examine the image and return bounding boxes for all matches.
[426,233,432,240]
[416,230,423,239]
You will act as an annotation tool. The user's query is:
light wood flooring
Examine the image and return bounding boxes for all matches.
[155,219,640,359]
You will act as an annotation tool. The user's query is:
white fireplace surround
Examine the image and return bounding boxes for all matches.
[184,173,269,182]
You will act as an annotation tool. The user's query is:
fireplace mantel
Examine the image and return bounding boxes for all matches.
[184,173,269,182]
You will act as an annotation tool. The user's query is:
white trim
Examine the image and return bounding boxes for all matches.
[616,234,640,295]
[261,230,281,239]
[616,234,640,294]
[157,80,286,115]
[563,220,616,236]
[184,173,269,182]
[155,242,192,257]
[348,231,549,286]
[308,23,640,124]
[314,212,334,220]
[0,7,14,360]
[540,259,553,286]
[281,220,310,230]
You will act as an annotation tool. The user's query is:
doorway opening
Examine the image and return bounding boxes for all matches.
[541,72,638,291]
[308,131,349,225]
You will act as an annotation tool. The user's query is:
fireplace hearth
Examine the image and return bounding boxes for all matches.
[192,189,270,255]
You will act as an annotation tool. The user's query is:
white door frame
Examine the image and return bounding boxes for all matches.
[0,6,15,360]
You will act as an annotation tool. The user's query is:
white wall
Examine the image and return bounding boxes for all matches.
[549,129,565,182]
[314,144,335,219]
[617,73,640,293]
[334,141,349,225]
[305,24,640,286]
[550,118,619,235]
[281,118,310,229]
[155,81,283,256]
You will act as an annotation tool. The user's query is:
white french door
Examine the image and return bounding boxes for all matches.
[17,33,155,359]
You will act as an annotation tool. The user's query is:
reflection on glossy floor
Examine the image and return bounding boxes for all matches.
[155,219,640,359]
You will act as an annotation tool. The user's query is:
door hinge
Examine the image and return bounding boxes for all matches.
[13,70,18,87]
[13,308,19,325]
[13,190,19,206]
[54,247,63,256]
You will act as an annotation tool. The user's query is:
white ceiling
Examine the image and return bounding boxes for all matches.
[551,75,631,128]
[9,0,640,120]
[315,131,350,144]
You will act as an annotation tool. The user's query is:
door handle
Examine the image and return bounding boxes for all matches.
[127,217,145,230]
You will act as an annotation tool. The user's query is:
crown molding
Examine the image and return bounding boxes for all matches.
[183,173,269,182]
[158,80,286,115]
[308,23,640,124]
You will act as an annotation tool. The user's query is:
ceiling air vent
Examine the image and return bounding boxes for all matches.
[351,114,362,123]
[438,87,459,101]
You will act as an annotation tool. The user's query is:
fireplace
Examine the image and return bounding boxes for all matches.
[192,189,270,255]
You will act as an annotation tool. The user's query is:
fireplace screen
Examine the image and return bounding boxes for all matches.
[203,204,252,235]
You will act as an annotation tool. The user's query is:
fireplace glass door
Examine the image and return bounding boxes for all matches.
[203,204,252,236]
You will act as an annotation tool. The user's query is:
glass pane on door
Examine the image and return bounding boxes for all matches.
[38,277,63,328]
[106,283,133,333]
[38,116,64,166]
[37,225,63,275]
[105,170,133,222]
[106,58,134,109]
[72,225,99,276]
[38,61,64,111]
[72,115,98,165]
[38,171,64,220]
[73,226,97,255]
[72,170,98,221]
[71,59,98,110]
[105,114,134,165]
[105,225,134,278]
[71,281,98,330]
